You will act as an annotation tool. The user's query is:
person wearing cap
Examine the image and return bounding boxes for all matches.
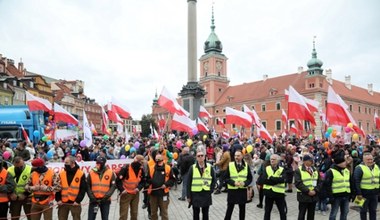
[116,155,147,220]
[8,156,32,220]
[353,152,380,220]
[25,158,61,220]
[177,146,195,201]
[87,156,116,220]
[263,154,287,220]
[214,144,231,194]
[147,154,175,220]
[294,154,321,219]
[324,149,353,220]
[0,155,16,218]
[56,156,86,220]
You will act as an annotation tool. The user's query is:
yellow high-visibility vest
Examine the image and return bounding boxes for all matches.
[191,164,212,192]
[263,166,285,194]
[359,164,380,190]
[227,162,248,189]
[331,168,351,194]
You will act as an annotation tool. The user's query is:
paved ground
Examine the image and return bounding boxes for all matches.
[65,184,379,220]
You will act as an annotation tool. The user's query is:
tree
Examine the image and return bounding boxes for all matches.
[140,114,158,137]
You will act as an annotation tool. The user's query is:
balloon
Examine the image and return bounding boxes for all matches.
[107,128,112,134]
[192,128,198,136]
[46,140,52,146]
[103,135,109,140]
[173,152,178,160]
[33,130,40,138]
[2,151,11,160]
[41,136,48,142]
[352,134,359,141]
[48,116,53,120]
[176,141,182,149]
[308,134,313,140]
[47,151,54,159]
[130,147,136,153]
[242,148,246,155]
[71,148,77,156]
[203,135,208,141]
[255,138,260,143]
[154,143,160,149]
[124,145,130,152]
[324,141,329,149]
[324,132,330,138]
[331,130,337,138]
[246,145,253,153]
[347,123,353,128]
[345,127,352,133]
[186,139,193,147]
[134,141,140,149]
[327,127,333,133]
[120,155,126,159]
[80,140,86,147]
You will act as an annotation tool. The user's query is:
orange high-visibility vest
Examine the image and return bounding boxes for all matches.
[0,169,9,202]
[122,165,142,194]
[148,155,155,167]
[89,169,113,199]
[59,169,84,202]
[31,169,54,205]
[147,164,171,195]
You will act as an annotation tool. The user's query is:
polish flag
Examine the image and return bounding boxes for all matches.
[150,124,160,139]
[216,117,225,128]
[326,86,353,126]
[257,125,273,143]
[281,109,288,129]
[225,107,253,128]
[288,86,316,125]
[374,112,380,130]
[171,113,197,135]
[26,91,52,112]
[158,87,190,116]
[159,114,166,129]
[199,106,212,119]
[101,106,111,135]
[197,118,209,133]
[53,103,78,125]
[284,89,289,101]
[20,123,31,144]
[221,130,230,139]
[297,119,304,131]
[243,104,261,127]
[290,123,299,135]
[353,125,366,137]
[304,97,319,113]
[111,98,131,118]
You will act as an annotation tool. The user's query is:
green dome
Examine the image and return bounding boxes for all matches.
[307,49,323,69]
[204,7,223,54]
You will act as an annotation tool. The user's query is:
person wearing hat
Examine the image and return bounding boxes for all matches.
[8,156,32,220]
[116,155,147,220]
[25,158,61,220]
[324,149,353,220]
[56,156,87,220]
[87,156,116,220]
[353,152,380,220]
[294,154,321,219]
[0,155,16,219]
[214,144,231,194]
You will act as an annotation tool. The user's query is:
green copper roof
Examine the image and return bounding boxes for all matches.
[307,38,323,69]
[204,6,223,54]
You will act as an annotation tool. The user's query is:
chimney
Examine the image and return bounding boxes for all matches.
[18,58,24,72]
[0,54,2,59]
[345,75,351,90]
[7,59,14,65]
[263,74,268,81]
[368,83,373,95]
[3,57,7,67]
[325,69,333,85]
[297,66,303,74]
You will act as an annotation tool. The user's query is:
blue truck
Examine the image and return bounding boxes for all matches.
[0,105,46,146]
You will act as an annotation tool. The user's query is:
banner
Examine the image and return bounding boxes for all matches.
[46,158,133,174]
[55,129,78,141]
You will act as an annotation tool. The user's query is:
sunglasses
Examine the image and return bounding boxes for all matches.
[197,155,204,158]
[156,159,163,162]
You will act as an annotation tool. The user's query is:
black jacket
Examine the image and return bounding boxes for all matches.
[186,163,216,207]
[116,162,147,193]
[177,153,195,175]
[353,163,380,196]
[262,164,287,198]
[55,164,87,203]
[224,161,253,204]
[294,164,322,203]
[149,164,175,197]
[324,164,353,199]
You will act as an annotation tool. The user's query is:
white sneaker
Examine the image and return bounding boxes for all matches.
[317,210,321,214]
[322,211,327,216]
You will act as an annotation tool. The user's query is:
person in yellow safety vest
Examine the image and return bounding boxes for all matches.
[147,154,175,220]
[353,152,380,220]
[8,156,32,220]
[224,150,253,220]
[187,148,216,220]
[294,154,322,220]
[25,158,61,220]
[87,156,116,220]
[0,155,16,219]
[263,154,287,220]
[56,156,87,220]
[116,155,147,220]
[323,149,353,220]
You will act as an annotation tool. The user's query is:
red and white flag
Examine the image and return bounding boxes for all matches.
[281,109,288,129]
[197,118,209,133]
[353,125,366,137]
[216,117,225,128]
[297,119,304,131]
[225,107,253,128]
[101,106,111,135]
[158,87,189,116]
[374,112,380,130]
[290,123,299,135]
[199,105,212,119]
[243,104,261,127]
[326,86,354,126]
[53,103,78,125]
[171,113,197,135]
[257,125,273,143]
[288,86,316,125]
[158,114,166,129]
[20,123,31,144]
[284,89,289,101]
[221,129,230,139]
[26,91,52,112]
[304,97,319,113]
[111,98,131,118]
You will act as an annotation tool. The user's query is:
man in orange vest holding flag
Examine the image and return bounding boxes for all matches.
[116,155,147,220]
[87,156,116,220]
[56,156,87,220]
[25,158,61,220]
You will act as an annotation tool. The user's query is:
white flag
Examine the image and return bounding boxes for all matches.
[83,110,93,147]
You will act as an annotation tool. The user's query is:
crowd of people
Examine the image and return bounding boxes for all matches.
[0,133,379,220]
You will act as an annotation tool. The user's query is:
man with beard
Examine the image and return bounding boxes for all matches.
[116,155,147,220]
[87,156,116,220]
[8,156,32,220]
[56,156,86,220]
[25,158,61,220]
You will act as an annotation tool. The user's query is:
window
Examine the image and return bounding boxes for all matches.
[365,107,367,114]
[29,81,34,88]
[349,105,353,112]
[232,124,236,128]
[358,121,362,128]
[204,99,207,104]
[223,108,226,113]
[241,106,244,111]
[276,102,281,110]
[289,120,295,127]
[275,120,281,131]
[218,88,222,92]
[304,121,310,131]
[367,122,370,131]
[218,72,221,76]
[205,72,207,77]
[216,109,219,114]
[4,97,9,105]
[369,108,371,114]
[251,105,255,110]
[261,104,266,112]
[261,121,267,128]
[223,118,226,124]
[13,80,16,86]
[358,106,361,113]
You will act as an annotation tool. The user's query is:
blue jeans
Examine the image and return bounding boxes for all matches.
[329,196,349,220]
[181,171,190,199]
[360,194,378,220]
[317,198,328,212]
[88,201,111,220]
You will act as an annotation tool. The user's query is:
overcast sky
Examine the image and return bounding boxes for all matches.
[1,0,379,119]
